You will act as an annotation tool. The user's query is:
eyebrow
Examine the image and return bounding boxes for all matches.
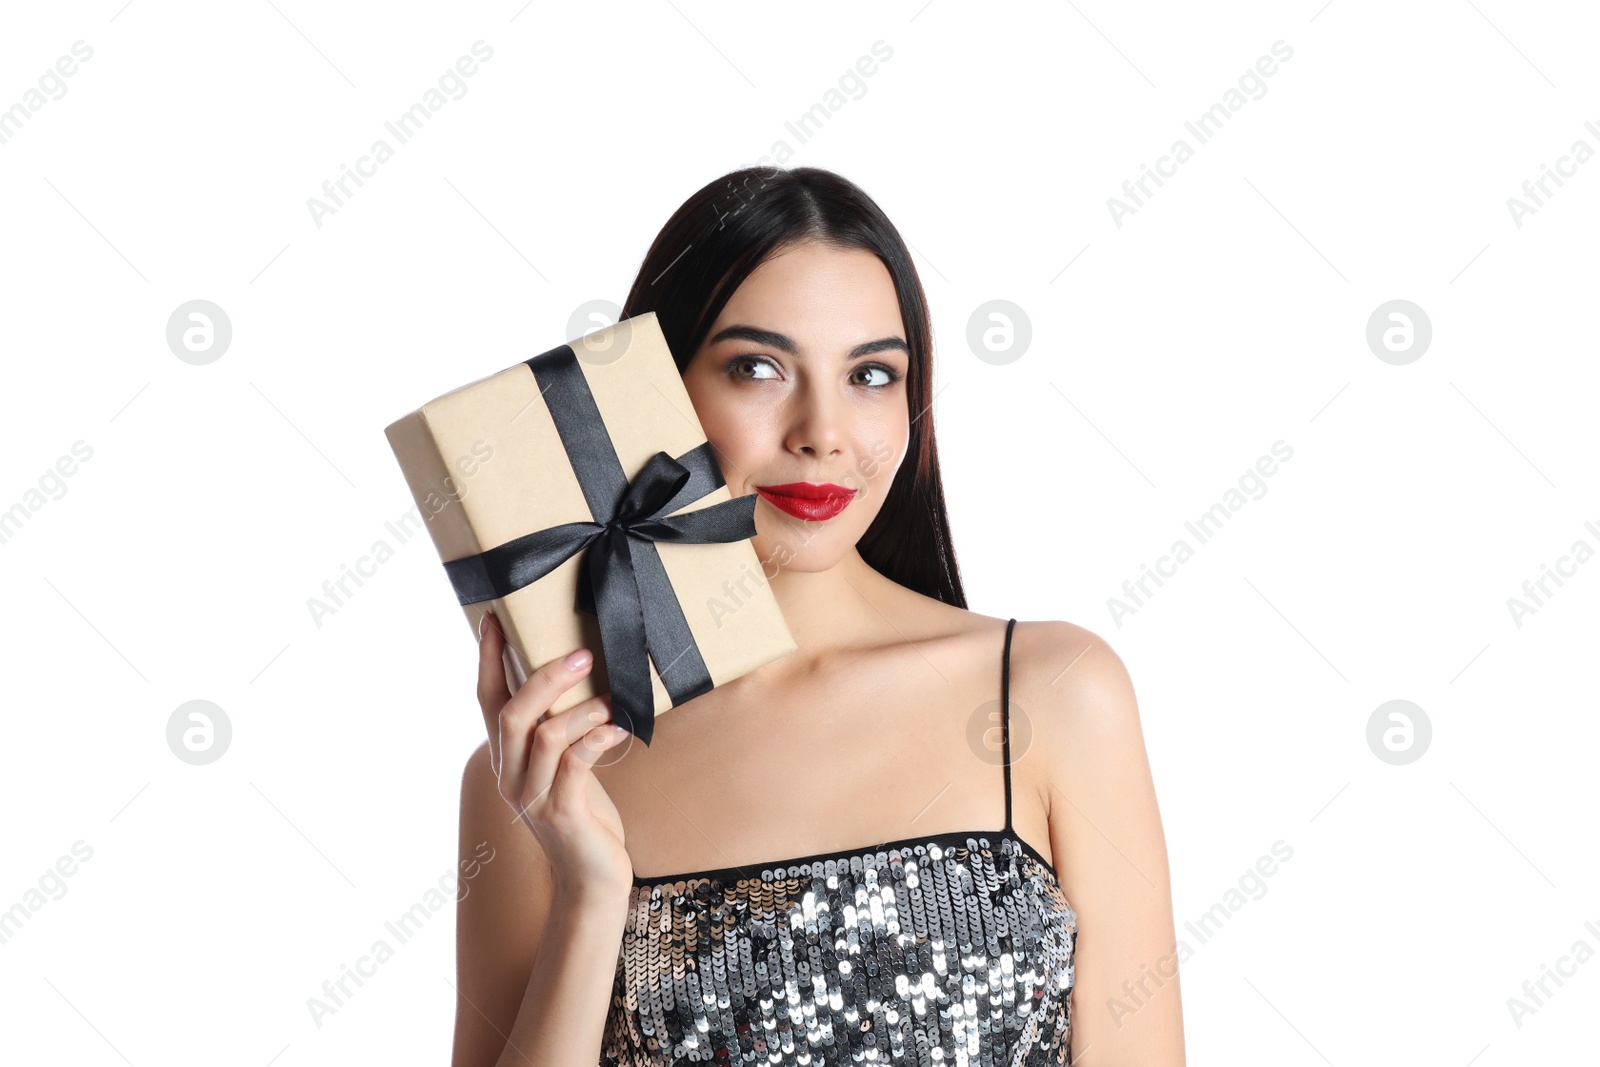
[706,324,908,360]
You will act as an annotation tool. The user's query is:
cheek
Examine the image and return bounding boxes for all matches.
[685,375,739,453]
[696,407,765,487]
[855,412,908,487]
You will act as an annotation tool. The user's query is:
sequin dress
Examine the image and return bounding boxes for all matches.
[600,618,1079,1065]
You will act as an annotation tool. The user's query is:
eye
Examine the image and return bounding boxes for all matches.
[725,355,781,382]
[851,363,902,388]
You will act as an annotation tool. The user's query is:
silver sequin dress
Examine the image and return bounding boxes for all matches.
[600,619,1079,1065]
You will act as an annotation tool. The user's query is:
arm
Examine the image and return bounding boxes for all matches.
[451,741,632,1067]
[1017,621,1186,1065]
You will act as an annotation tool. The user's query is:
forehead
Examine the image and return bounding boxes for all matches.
[714,242,904,349]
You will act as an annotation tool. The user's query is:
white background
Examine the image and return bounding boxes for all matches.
[1,1,1596,1063]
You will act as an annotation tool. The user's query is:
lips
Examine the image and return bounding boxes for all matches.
[753,482,856,521]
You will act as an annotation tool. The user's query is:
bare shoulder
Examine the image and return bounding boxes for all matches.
[874,601,1133,733]
[1005,616,1171,888]
[1008,619,1138,725]
[1002,619,1148,808]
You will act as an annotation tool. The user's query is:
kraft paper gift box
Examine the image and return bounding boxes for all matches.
[384,312,796,746]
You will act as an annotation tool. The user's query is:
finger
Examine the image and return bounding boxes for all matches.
[476,611,511,770]
[550,720,629,809]
[502,645,595,730]
[519,692,612,811]
[500,649,596,786]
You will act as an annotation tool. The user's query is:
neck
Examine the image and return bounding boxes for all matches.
[764,546,899,657]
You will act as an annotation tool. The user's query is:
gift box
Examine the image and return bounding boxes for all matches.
[384,312,796,746]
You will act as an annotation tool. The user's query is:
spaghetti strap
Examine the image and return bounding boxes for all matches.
[1001,617,1017,833]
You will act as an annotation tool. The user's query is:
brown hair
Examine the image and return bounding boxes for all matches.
[621,165,965,608]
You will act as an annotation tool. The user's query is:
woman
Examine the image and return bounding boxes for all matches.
[452,166,1185,1065]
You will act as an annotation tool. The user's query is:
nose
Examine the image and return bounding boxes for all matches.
[783,378,846,459]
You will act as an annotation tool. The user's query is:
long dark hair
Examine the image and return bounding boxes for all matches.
[621,165,966,608]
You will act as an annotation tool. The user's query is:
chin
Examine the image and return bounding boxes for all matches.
[748,532,854,576]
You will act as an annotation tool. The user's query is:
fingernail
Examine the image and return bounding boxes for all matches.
[479,612,491,641]
[565,648,593,670]
[608,725,628,738]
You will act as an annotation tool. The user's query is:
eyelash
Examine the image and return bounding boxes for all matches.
[724,355,904,388]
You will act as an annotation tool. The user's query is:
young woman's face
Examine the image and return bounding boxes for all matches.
[681,240,911,574]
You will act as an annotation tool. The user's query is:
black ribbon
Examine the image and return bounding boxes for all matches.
[442,342,758,746]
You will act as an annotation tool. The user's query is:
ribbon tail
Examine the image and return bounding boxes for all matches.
[636,554,715,709]
[575,561,598,617]
[588,526,656,746]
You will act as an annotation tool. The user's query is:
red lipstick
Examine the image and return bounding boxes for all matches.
[754,482,856,521]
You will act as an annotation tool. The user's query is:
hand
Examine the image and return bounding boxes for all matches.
[475,610,634,896]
